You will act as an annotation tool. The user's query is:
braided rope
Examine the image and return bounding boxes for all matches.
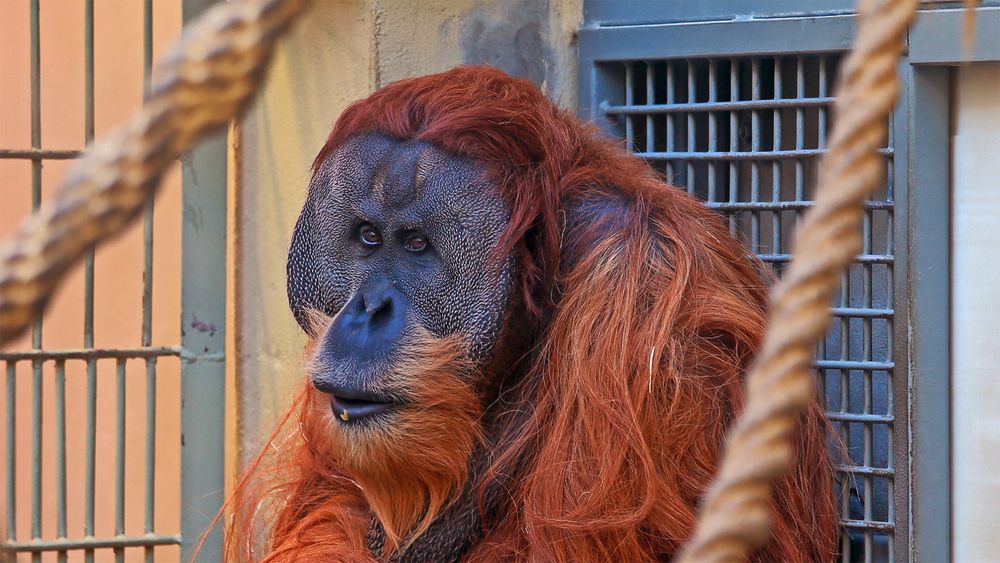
[0,0,308,346]
[675,0,917,560]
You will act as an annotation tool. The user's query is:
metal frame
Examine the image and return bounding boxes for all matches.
[580,4,1000,562]
[894,61,948,563]
[179,3,227,562]
[577,4,1000,562]
[1,1,226,560]
[895,8,1000,559]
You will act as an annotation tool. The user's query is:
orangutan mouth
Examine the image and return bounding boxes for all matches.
[329,392,398,424]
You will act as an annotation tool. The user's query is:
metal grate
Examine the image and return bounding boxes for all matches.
[600,55,896,562]
[0,1,225,560]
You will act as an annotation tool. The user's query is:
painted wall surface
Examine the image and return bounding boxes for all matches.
[952,63,1000,562]
[234,0,583,462]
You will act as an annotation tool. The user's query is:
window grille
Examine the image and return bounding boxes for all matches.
[581,16,901,562]
[0,0,225,560]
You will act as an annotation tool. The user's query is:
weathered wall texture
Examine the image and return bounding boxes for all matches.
[235,0,582,462]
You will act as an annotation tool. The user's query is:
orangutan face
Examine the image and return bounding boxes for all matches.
[287,132,514,427]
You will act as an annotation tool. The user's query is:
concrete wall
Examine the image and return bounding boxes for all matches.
[234,0,583,462]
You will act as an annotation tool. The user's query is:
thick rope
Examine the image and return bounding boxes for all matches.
[675,0,917,560]
[0,0,308,346]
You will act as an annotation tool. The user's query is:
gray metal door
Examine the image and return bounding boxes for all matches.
[578,2,963,561]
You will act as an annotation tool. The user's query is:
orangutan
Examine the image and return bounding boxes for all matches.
[226,65,838,562]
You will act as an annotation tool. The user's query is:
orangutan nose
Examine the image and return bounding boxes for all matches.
[324,278,408,365]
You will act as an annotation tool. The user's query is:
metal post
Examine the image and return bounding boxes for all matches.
[180,2,227,559]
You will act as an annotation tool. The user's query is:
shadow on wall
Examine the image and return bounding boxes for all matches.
[460,0,554,91]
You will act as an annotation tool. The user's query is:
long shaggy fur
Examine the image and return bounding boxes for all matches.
[225,66,839,562]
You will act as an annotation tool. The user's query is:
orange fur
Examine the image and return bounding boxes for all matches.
[225,319,482,560]
[223,66,839,562]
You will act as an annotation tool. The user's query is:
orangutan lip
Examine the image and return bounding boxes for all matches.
[330,395,396,424]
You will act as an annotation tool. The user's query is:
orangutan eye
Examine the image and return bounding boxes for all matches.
[403,233,428,253]
[358,224,382,247]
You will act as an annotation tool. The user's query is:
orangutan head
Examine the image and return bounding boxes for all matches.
[288,131,515,420]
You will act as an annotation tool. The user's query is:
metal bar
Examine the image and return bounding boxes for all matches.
[30,359,40,544]
[836,465,895,478]
[624,62,634,150]
[84,359,96,563]
[794,58,805,206]
[645,62,653,161]
[179,2,228,554]
[707,60,717,202]
[29,4,42,560]
[819,56,828,148]
[889,54,909,563]
[5,361,16,542]
[838,255,852,563]
[84,264,96,563]
[816,360,893,370]
[827,413,893,424]
[144,358,157,538]
[905,65,951,563]
[144,0,153,99]
[604,96,835,114]
[757,253,894,265]
[885,96,897,563]
[142,6,157,559]
[705,200,894,211]
[0,149,84,160]
[863,190,875,562]
[841,520,894,532]
[85,0,94,141]
[728,58,738,235]
[178,138,228,560]
[54,361,67,563]
[772,60,782,262]
[634,147,894,161]
[829,307,895,319]
[577,14,858,64]
[4,535,182,552]
[686,60,694,194]
[115,359,127,563]
[83,7,96,559]
[0,347,182,361]
[838,246,852,561]
[750,59,760,251]
[665,60,675,183]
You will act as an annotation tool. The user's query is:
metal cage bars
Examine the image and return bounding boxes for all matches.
[599,54,896,563]
[0,1,177,560]
[1,0,227,560]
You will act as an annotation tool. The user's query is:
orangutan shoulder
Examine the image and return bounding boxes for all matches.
[559,185,636,268]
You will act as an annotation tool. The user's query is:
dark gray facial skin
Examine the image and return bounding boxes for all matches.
[287,132,514,409]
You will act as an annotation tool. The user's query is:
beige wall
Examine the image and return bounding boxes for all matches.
[952,63,1000,562]
[234,0,583,461]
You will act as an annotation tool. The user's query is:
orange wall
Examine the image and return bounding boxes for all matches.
[1,2,184,561]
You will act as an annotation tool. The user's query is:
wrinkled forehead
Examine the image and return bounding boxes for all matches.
[310,132,507,226]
